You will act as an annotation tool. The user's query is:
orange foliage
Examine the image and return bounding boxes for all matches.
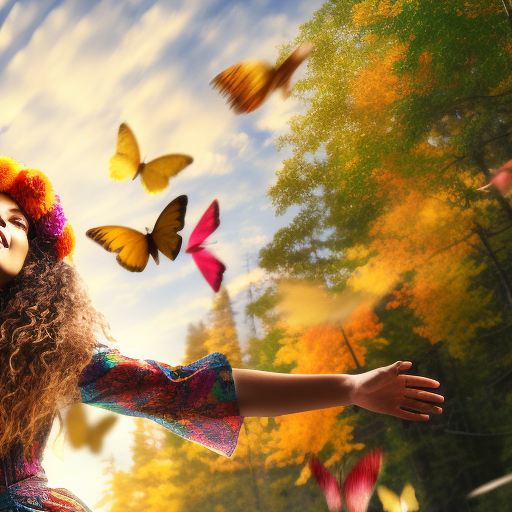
[265,411,363,469]
[376,0,405,17]
[351,1,406,28]
[267,318,383,467]
[347,173,501,357]
[350,43,412,116]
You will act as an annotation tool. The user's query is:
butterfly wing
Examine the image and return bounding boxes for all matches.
[272,43,313,97]
[141,154,194,195]
[377,486,401,512]
[400,484,419,512]
[343,449,382,512]
[309,455,343,512]
[66,403,88,450]
[151,195,188,261]
[86,226,150,272]
[191,249,226,292]
[88,416,118,454]
[490,169,512,196]
[211,60,274,114]
[109,123,140,180]
[186,200,220,251]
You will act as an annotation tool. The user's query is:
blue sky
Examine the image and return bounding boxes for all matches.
[0,0,325,508]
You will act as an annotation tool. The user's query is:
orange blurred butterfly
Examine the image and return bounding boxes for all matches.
[109,123,193,195]
[86,195,187,272]
[211,42,313,114]
[66,403,117,454]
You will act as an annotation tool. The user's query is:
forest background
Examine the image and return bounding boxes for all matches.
[92,1,512,512]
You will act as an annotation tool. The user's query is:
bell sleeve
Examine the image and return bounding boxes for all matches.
[78,345,243,457]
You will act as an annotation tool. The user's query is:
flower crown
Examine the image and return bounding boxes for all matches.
[0,156,75,260]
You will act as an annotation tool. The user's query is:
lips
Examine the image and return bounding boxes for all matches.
[0,228,10,249]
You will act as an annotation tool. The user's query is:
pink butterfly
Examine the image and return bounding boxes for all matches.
[186,200,226,292]
[477,159,512,196]
[309,449,382,512]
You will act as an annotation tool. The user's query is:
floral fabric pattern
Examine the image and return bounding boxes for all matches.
[0,349,243,512]
[78,347,243,457]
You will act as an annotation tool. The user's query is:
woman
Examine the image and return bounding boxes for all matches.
[0,156,443,512]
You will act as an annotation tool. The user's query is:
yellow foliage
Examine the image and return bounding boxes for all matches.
[265,411,358,469]
[351,1,378,28]
[363,32,379,45]
[345,155,361,170]
[352,0,405,28]
[270,476,292,489]
[274,344,300,366]
[377,0,405,17]
[346,244,372,260]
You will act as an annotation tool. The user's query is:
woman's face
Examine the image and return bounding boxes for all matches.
[0,193,29,288]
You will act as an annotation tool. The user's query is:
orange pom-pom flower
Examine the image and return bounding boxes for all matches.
[0,156,74,261]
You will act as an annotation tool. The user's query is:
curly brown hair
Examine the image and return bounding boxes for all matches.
[0,237,112,456]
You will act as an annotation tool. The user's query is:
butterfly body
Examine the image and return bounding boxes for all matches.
[211,43,313,114]
[134,162,146,180]
[66,403,117,454]
[186,244,203,254]
[109,123,193,194]
[186,200,226,292]
[87,195,187,272]
[146,232,160,265]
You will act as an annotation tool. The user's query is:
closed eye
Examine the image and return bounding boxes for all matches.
[10,218,28,232]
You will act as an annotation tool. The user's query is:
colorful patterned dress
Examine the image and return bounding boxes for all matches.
[0,346,243,512]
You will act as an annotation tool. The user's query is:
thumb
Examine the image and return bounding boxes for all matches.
[395,361,412,373]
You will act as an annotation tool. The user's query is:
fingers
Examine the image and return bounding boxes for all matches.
[395,360,412,374]
[394,362,442,389]
[401,374,441,389]
[395,408,430,422]
[404,388,444,404]
[402,397,442,415]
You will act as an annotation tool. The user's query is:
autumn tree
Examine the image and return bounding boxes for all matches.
[182,321,209,365]
[255,1,512,510]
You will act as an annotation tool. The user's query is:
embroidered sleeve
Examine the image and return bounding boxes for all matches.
[78,347,243,457]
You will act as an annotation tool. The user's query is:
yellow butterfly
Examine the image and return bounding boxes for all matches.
[86,195,187,272]
[211,42,313,114]
[109,123,193,195]
[66,403,117,454]
[377,484,419,512]
[276,278,395,329]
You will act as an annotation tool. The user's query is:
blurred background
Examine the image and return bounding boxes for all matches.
[1,0,511,511]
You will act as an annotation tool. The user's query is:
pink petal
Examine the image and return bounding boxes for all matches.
[343,449,383,512]
[309,455,343,512]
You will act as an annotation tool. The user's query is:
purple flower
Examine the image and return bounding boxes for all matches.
[37,198,66,239]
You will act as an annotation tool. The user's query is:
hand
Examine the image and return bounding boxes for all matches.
[352,361,444,421]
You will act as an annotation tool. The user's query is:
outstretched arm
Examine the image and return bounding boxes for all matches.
[232,361,443,421]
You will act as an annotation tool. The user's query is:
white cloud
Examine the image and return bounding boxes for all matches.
[226,267,265,297]
[1,0,326,507]
[241,235,267,248]
[0,1,41,51]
